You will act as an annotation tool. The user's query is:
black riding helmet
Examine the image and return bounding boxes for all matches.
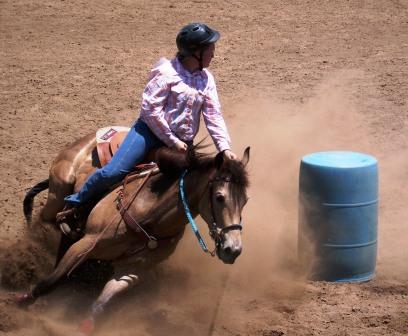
[176,23,220,70]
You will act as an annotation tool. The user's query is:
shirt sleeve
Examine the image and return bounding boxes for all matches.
[202,78,231,152]
[139,73,179,147]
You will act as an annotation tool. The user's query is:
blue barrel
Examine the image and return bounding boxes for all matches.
[298,151,378,282]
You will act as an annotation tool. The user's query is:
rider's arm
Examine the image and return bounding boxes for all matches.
[202,76,231,152]
[140,74,179,147]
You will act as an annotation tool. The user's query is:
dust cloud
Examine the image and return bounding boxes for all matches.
[225,71,371,276]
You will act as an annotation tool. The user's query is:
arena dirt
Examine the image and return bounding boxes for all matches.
[1,0,407,335]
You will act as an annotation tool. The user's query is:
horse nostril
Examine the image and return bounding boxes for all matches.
[224,245,242,257]
[234,246,242,256]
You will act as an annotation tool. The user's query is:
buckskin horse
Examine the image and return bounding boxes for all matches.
[20,131,250,336]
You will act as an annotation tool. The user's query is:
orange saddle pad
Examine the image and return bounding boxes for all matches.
[96,126,157,167]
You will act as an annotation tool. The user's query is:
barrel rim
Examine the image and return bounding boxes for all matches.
[301,151,377,169]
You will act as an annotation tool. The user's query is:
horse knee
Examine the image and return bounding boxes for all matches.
[99,275,139,303]
[107,274,138,293]
[91,275,138,317]
[118,274,139,289]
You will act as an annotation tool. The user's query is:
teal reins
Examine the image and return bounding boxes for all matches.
[179,170,215,256]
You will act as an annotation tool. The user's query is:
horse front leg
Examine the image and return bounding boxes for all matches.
[16,236,96,306]
[74,271,139,336]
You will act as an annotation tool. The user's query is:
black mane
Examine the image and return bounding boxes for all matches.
[154,143,249,191]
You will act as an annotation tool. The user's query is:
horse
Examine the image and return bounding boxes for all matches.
[20,132,250,336]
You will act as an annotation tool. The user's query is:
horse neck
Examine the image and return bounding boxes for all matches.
[126,167,215,234]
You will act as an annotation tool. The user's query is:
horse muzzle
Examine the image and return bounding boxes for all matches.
[217,243,242,264]
[214,225,243,264]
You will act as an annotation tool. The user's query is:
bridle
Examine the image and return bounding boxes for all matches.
[207,175,243,249]
[179,170,243,256]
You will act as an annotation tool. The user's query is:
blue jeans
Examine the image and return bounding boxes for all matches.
[64,119,164,205]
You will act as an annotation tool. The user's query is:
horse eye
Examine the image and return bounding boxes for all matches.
[215,194,225,203]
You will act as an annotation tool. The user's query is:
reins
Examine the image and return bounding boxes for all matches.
[179,170,216,256]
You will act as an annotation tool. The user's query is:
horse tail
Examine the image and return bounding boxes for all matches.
[23,179,49,222]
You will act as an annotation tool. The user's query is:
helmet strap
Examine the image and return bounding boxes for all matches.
[192,49,205,71]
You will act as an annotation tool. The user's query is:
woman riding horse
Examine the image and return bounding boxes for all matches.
[57,22,238,222]
[18,23,250,336]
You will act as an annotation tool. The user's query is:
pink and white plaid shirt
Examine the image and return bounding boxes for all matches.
[139,57,231,152]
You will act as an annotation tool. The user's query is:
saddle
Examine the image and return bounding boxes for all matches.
[96,126,129,167]
[58,162,160,240]
[59,127,188,239]
[58,126,162,239]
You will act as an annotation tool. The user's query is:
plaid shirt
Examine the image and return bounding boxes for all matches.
[139,57,231,152]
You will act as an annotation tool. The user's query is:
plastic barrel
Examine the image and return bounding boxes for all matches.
[298,151,378,282]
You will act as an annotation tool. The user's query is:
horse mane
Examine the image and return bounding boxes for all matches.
[154,147,189,178]
[154,141,249,194]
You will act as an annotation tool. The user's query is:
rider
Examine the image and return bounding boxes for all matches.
[57,22,237,221]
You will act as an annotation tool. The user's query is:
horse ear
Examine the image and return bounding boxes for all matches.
[241,147,250,167]
[215,151,224,170]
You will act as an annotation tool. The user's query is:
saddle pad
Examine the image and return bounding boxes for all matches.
[96,126,130,167]
[95,126,158,167]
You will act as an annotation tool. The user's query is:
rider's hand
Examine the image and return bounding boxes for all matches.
[223,149,238,160]
[173,140,188,152]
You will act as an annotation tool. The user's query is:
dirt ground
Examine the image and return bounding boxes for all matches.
[1,0,408,335]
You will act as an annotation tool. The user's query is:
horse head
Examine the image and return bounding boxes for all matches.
[155,145,250,264]
[198,147,250,264]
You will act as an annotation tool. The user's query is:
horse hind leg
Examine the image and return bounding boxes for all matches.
[40,172,74,223]
[17,236,95,306]
[42,162,80,223]
[41,136,97,223]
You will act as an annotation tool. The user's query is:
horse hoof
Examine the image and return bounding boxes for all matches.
[15,292,36,307]
[75,318,94,336]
